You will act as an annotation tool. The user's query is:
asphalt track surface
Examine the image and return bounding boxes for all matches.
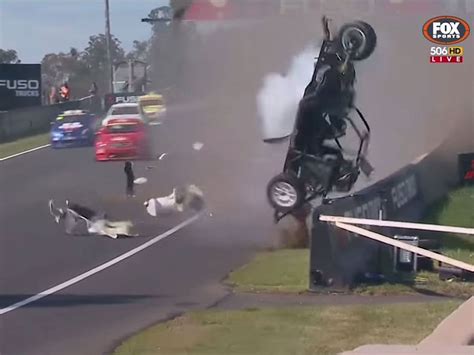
[1,10,472,355]
[0,99,283,355]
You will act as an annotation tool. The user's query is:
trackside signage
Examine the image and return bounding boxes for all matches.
[390,174,418,210]
[0,64,42,110]
[104,92,142,110]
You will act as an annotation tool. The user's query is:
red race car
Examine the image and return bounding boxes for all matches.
[95,118,152,161]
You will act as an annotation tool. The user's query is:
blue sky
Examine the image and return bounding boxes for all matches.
[0,0,168,63]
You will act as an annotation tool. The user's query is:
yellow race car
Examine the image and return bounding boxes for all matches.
[138,93,167,125]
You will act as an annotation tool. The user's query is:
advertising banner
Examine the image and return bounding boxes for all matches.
[0,64,42,110]
[103,92,143,111]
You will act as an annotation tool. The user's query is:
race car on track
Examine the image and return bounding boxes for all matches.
[101,103,142,126]
[138,93,167,125]
[50,110,97,148]
[95,117,152,161]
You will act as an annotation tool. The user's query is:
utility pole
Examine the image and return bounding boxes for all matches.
[105,0,114,93]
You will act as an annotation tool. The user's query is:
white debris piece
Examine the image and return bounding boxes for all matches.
[134,177,148,185]
[144,184,205,216]
[192,142,204,151]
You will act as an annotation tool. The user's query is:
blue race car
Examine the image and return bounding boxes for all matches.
[50,110,97,148]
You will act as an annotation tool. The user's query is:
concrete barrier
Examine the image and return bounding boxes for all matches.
[310,164,425,289]
[309,114,473,290]
[0,95,102,143]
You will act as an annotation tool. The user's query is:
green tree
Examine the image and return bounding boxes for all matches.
[41,50,90,97]
[82,33,125,72]
[81,33,125,93]
[126,40,150,62]
[146,1,195,91]
[0,49,20,64]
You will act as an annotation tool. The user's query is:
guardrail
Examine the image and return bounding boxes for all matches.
[0,95,102,143]
[309,115,474,289]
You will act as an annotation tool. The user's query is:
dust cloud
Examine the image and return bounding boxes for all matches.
[257,45,318,142]
[148,5,473,222]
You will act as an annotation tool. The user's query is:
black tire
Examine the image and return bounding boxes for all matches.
[266,172,305,213]
[337,21,377,61]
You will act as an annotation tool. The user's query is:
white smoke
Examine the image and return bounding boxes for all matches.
[257,45,318,142]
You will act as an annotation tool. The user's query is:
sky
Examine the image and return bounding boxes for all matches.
[0,0,169,63]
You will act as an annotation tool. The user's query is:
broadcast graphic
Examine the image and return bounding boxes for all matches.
[423,16,470,63]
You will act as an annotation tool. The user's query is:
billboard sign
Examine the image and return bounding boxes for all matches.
[104,92,143,111]
[0,64,42,110]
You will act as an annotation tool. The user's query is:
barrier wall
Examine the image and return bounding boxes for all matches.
[0,96,102,142]
[309,116,474,290]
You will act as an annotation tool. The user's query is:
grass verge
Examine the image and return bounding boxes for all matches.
[113,301,460,355]
[226,186,474,297]
[227,249,309,293]
[0,133,49,159]
[227,249,474,297]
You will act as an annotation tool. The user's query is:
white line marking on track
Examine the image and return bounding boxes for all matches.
[0,212,202,316]
[0,144,51,162]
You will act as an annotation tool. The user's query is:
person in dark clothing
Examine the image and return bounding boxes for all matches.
[59,82,70,102]
[89,82,98,96]
[124,161,135,197]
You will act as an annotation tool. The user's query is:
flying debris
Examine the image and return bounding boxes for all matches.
[192,142,204,151]
[134,177,148,185]
[49,200,137,239]
[144,184,205,216]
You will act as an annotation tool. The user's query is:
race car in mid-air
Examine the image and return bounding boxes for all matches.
[265,16,377,222]
[138,93,167,125]
[95,117,152,161]
[50,110,97,148]
[101,103,143,126]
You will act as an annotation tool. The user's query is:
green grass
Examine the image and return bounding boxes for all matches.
[424,186,474,265]
[113,301,461,355]
[226,186,474,297]
[0,133,50,159]
[227,249,309,293]
[354,271,474,298]
[355,186,474,297]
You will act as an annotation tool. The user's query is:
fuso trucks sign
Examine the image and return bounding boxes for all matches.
[0,64,42,110]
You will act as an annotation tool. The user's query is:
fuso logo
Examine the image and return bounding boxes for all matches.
[423,16,470,45]
[0,79,40,97]
[116,96,138,103]
[0,79,40,90]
